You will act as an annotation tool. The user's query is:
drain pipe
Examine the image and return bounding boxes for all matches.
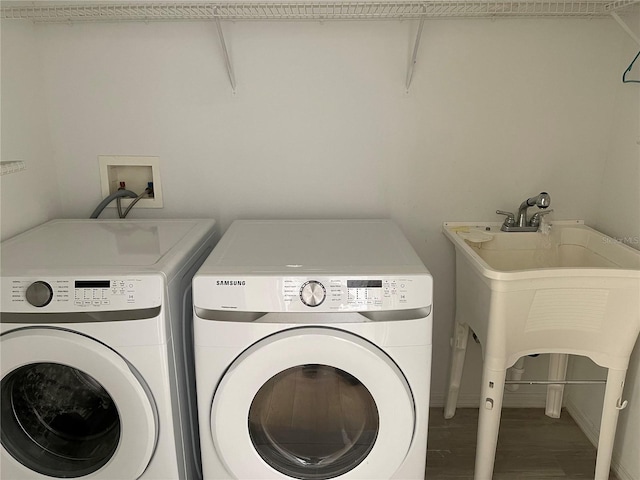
[505,357,526,392]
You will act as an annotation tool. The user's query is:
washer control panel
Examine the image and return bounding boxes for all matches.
[2,276,163,312]
[195,274,433,312]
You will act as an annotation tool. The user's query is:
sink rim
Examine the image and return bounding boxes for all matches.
[443,220,640,281]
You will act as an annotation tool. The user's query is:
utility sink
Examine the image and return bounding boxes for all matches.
[442,220,640,366]
[444,220,640,277]
[443,220,640,480]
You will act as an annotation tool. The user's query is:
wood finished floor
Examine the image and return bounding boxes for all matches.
[426,408,619,480]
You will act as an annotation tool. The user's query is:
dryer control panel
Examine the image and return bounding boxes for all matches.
[2,276,163,312]
[194,274,433,312]
[286,277,426,310]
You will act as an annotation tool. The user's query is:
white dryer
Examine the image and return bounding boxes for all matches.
[1,219,218,480]
[193,219,433,480]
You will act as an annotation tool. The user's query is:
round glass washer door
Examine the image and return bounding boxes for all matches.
[211,327,415,479]
[1,328,158,479]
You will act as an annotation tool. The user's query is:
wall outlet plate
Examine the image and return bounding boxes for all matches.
[98,155,163,209]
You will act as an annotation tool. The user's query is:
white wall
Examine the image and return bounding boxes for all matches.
[566,11,640,479]
[33,16,622,402]
[1,21,61,241]
[1,13,636,476]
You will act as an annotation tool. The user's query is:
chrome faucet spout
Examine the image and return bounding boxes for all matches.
[498,192,551,232]
[516,192,550,227]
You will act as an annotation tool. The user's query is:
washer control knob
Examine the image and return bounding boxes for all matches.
[26,281,54,307]
[300,281,326,307]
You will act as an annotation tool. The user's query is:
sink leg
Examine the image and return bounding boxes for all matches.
[595,368,627,480]
[474,366,506,480]
[545,353,569,418]
[444,322,469,419]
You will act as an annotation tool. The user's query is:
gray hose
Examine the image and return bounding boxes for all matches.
[90,189,138,218]
[121,188,151,218]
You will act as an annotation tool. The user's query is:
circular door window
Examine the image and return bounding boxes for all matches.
[1,363,120,478]
[211,327,415,479]
[1,328,158,479]
[249,364,378,479]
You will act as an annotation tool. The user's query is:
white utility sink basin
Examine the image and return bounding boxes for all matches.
[443,220,640,480]
[445,220,640,277]
[443,219,640,367]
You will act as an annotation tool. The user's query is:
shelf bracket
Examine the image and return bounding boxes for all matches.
[405,8,426,93]
[611,11,640,47]
[214,9,237,94]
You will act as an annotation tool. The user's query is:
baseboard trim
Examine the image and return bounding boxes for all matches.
[564,398,600,446]
[559,399,633,480]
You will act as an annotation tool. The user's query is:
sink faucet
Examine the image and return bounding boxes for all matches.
[497,192,551,232]
[516,192,551,227]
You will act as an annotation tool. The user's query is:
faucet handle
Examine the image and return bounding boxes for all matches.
[496,210,516,227]
[530,209,554,227]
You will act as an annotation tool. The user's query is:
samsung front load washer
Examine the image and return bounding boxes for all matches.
[1,219,218,480]
[193,219,433,480]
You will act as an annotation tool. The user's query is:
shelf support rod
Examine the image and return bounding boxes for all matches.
[214,9,237,94]
[405,7,426,92]
[611,11,640,47]
[505,380,607,385]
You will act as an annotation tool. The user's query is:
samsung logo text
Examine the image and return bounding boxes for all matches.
[216,280,246,286]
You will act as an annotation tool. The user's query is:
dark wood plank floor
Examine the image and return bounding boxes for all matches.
[426,408,619,479]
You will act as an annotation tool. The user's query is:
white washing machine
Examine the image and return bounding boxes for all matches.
[1,219,218,480]
[193,219,433,480]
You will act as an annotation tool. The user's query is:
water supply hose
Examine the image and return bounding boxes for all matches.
[90,189,138,218]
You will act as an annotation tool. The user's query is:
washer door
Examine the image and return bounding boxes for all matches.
[1,328,158,479]
[211,327,415,479]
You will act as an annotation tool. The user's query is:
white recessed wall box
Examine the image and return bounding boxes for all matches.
[99,155,163,209]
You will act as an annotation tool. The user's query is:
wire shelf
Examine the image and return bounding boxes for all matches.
[604,0,640,10]
[1,1,633,22]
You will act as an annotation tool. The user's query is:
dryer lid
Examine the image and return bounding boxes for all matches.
[200,219,429,275]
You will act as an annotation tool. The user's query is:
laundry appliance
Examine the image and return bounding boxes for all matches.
[1,219,218,479]
[193,219,433,479]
